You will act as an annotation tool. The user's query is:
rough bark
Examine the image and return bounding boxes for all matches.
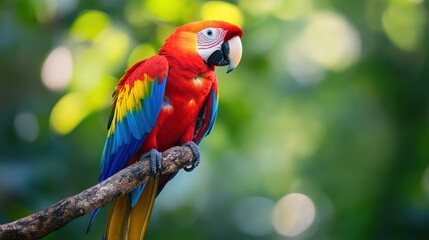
[0,146,195,240]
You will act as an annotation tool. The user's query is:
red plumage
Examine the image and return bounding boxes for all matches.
[91,20,243,240]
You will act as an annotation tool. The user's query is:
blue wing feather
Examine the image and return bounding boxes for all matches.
[87,56,168,233]
[193,89,219,144]
[204,90,219,139]
[99,76,167,182]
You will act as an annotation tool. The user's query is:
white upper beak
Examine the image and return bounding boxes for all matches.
[226,36,243,73]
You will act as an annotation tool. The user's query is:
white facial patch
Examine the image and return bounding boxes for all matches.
[197,28,226,62]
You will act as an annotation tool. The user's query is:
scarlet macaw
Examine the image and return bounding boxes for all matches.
[87,20,243,239]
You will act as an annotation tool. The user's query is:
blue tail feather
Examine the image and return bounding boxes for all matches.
[86,208,100,234]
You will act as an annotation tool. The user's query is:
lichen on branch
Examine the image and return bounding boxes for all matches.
[0,146,196,240]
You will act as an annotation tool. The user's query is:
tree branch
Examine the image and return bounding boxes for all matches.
[0,146,195,240]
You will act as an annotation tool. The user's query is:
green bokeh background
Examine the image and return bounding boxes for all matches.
[1,0,429,239]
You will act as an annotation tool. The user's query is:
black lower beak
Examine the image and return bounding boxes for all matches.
[207,41,230,66]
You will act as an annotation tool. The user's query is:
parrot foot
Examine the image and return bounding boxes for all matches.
[140,149,162,178]
[183,141,200,172]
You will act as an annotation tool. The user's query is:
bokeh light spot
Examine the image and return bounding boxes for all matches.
[285,12,360,84]
[50,92,88,135]
[14,112,39,142]
[382,1,424,51]
[145,0,195,23]
[71,25,129,92]
[201,1,243,27]
[93,26,131,67]
[272,193,316,237]
[69,10,109,40]
[301,12,361,71]
[41,46,73,91]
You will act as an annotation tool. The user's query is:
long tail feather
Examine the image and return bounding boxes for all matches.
[105,194,131,240]
[87,208,101,234]
[104,176,159,240]
[126,175,159,240]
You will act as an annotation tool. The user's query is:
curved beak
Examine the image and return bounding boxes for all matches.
[226,36,242,73]
[206,36,243,73]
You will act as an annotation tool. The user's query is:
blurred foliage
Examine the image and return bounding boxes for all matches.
[1,0,429,239]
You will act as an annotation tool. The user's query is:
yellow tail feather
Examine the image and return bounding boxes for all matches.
[126,175,159,240]
[105,194,131,240]
[105,175,159,240]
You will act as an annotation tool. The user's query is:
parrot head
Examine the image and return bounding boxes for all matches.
[160,20,243,73]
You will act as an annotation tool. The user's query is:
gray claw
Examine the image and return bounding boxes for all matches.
[140,149,162,177]
[183,141,200,172]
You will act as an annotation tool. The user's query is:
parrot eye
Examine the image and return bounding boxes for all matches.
[203,28,217,39]
[197,28,225,48]
[197,27,226,62]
